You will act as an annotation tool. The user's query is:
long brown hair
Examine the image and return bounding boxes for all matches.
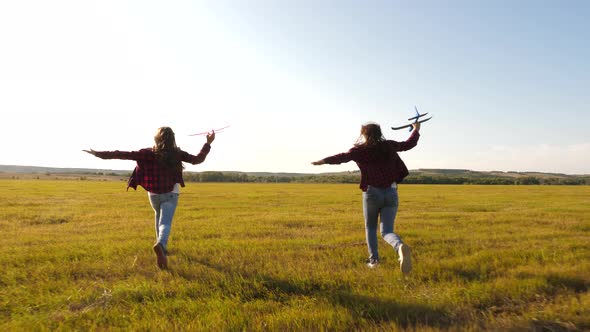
[355,122,385,147]
[354,122,392,161]
[153,127,183,171]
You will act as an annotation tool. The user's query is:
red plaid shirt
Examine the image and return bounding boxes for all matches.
[322,131,419,191]
[94,144,211,193]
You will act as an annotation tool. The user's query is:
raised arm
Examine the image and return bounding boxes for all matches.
[181,130,215,165]
[391,123,420,152]
[180,144,211,165]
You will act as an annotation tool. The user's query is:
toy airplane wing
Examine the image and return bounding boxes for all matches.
[189,125,230,136]
[391,117,432,130]
[392,106,433,131]
[391,123,413,130]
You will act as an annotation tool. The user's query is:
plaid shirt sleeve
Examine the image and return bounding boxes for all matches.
[390,130,420,152]
[93,149,153,161]
[322,149,357,165]
[180,143,211,164]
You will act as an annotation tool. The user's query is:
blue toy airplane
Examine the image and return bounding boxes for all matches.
[391,106,432,132]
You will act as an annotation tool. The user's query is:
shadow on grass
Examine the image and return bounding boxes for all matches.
[545,274,588,293]
[187,258,452,329]
[422,266,490,283]
[530,319,579,332]
[516,272,589,294]
[327,291,451,328]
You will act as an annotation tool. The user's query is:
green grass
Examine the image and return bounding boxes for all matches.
[1,180,588,331]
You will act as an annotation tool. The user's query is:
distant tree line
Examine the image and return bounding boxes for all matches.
[82,171,125,176]
[404,175,587,185]
[182,172,589,185]
[183,172,360,184]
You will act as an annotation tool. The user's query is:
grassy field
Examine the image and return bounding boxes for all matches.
[1,180,588,331]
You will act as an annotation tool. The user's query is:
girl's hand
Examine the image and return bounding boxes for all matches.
[206,130,215,144]
[312,160,325,165]
[412,122,421,132]
[83,149,97,156]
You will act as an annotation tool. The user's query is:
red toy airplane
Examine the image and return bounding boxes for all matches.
[189,125,230,136]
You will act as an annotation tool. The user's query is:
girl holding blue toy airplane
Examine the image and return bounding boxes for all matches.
[312,122,420,274]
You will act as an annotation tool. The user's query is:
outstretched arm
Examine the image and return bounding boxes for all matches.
[83,149,148,160]
[312,150,355,166]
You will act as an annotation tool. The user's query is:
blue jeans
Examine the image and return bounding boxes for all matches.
[148,192,179,253]
[363,185,404,261]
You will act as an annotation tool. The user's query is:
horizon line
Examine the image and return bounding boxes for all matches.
[1,164,588,177]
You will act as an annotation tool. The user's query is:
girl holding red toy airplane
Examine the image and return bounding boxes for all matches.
[84,127,215,269]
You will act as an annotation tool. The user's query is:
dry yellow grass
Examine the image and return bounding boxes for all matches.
[1,180,588,330]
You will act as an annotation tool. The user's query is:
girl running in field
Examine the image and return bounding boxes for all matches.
[84,127,215,269]
[312,122,420,274]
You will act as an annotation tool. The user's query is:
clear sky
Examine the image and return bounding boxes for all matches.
[1,1,589,174]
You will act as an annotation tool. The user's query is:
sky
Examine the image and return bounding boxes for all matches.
[1,1,589,174]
